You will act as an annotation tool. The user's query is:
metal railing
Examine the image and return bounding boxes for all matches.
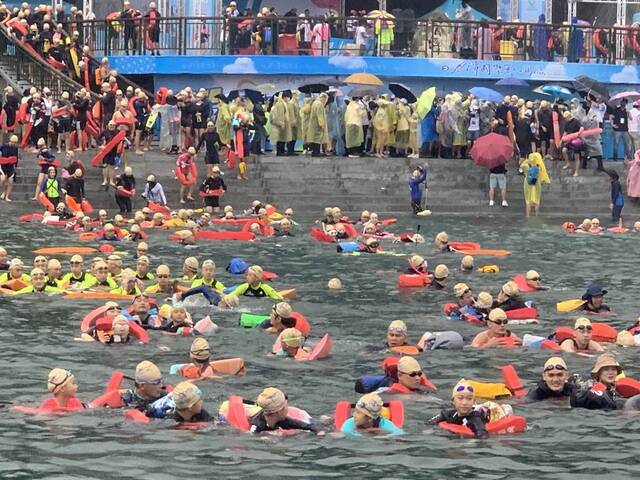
[0,25,93,98]
[76,15,640,65]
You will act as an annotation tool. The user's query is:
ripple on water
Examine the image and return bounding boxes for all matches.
[1,213,639,478]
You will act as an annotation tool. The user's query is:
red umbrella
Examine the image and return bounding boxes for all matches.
[470,133,514,169]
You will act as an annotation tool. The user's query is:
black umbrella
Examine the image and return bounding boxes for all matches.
[389,83,417,103]
[572,76,609,101]
[227,88,264,104]
[299,83,330,94]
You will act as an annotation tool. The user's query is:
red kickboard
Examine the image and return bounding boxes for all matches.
[616,377,640,398]
[398,274,430,288]
[505,307,538,320]
[227,395,250,432]
[449,241,481,251]
[310,227,336,243]
[91,131,126,167]
[439,415,527,437]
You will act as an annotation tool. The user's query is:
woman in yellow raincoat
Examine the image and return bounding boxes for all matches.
[269,95,291,156]
[307,93,328,156]
[215,95,232,147]
[299,97,313,149]
[344,98,364,156]
[520,152,551,217]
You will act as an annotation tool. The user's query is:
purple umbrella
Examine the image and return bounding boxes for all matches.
[608,91,640,105]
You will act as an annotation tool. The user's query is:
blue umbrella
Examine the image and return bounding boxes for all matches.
[469,87,503,102]
[495,77,529,87]
[539,85,573,100]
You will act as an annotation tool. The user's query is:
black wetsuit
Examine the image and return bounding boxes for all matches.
[570,384,624,410]
[526,380,575,401]
[248,411,319,434]
[173,408,212,423]
[428,408,489,439]
[580,302,611,314]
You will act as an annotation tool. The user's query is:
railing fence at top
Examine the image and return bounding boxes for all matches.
[76,16,640,65]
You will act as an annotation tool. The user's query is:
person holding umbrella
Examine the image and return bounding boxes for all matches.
[470,133,512,207]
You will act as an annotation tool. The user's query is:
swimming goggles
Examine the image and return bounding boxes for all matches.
[529,276,541,281]
[489,319,509,326]
[50,370,73,391]
[455,385,474,393]
[576,325,593,332]
[401,371,422,378]
[356,398,381,413]
[543,364,567,372]
[388,327,407,335]
[135,377,163,385]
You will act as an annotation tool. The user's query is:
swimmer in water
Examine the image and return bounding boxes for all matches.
[460,255,474,273]
[407,254,428,274]
[493,281,527,311]
[430,264,449,289]
[375,356,434,395]
[106,254,123,279]
[181,256,199,283]
[579,284,611,314]
[385,320,409,349]
[87,261,118,291]
[434,231,452,252]
[120,360,168,410]
[336,237,382,254]
[111,269,142,295]
[260,301,296,333]
[229,265,283,300]
[0,258,31,283]
[427,380,489,439]
[560,318,605,353]
[178,338,223,380]
[61,255,95,289]
[135,256,154,281]
[524,270,547,290]
[470,308,522,348]
[340,393,403,436]
[40,368,84,411]
[144,264,179,295]
[159,305,194,334]
[189,259,225,291]
[248,387,320,434]
[167,382,212,422]
[124,293,161,329]
[274,327,311,358]
[14,268,66,294]
[45,258,64,287]
[526,357,576,401]
[570,353,625,410]
[82,315,133,344]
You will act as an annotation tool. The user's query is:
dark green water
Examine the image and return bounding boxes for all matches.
[1,213,639,479]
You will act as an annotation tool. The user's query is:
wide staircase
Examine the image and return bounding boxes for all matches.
[0,25,150,99]
[5,151,637,220]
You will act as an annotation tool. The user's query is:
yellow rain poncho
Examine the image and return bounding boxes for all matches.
[344,100,364,149]
[289,92,301,141]
[216,101,232,146]
[395,102,410,149]
[307,94,328,145]
[269,96,291,143]
[299,98,312,144]
[521,152,551,206]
